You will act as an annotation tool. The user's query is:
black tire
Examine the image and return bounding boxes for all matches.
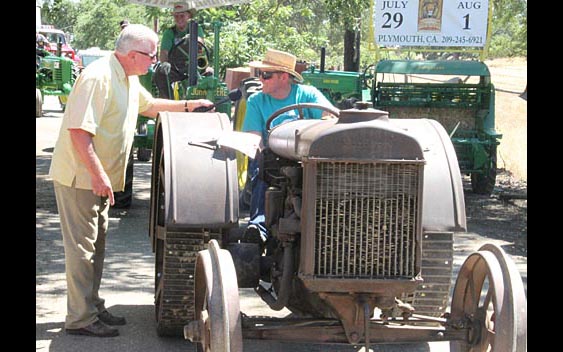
[137,148,152,162]
[112,150,134,208]
[471,147,497,195]
[36,89,42,118]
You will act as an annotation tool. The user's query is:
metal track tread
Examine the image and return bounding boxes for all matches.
[400,232,453,319]
[156,231,222,336]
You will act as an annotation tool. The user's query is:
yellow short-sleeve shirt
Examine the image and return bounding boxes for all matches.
[49,53,154,191]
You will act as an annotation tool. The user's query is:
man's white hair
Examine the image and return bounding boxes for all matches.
[115,24,158,54]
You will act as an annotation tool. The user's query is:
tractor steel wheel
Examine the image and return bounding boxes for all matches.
[449,244,526,352]
[189,239,242,352]
[399,232,454,320]
[152,144,184,336]
[149,128,223,337]
[36,89,42,117]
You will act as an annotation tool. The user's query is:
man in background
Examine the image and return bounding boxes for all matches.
[153,2,205,98]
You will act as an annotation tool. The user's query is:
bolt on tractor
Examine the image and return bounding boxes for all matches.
[147,97,526,350]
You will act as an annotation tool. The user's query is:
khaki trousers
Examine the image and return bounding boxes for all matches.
[53,181,109,329]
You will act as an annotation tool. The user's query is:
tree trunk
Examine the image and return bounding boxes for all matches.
[343,29,356,72]
[343,21,361,72]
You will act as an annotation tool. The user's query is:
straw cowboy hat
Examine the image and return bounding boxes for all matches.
[173,2,196,16]
[249,48,304,83]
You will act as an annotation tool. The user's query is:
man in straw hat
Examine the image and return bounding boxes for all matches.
[153,2,205,99]
[241,48,335,244]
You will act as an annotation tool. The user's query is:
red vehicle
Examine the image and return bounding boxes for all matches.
[38,26,80,65]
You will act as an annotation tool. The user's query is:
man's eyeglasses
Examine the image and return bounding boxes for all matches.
[258,70,283,80]
[133,50,157,61]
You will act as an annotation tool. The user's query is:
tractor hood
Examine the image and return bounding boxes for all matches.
[268,107,424,161]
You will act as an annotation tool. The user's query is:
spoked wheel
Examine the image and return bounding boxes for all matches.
[450,243,527,352]
[185,239,242,352]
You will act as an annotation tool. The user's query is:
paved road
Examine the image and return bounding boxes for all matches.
[36,96,526,352]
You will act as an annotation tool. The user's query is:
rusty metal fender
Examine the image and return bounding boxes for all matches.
[392,118,467,232]
[155,111,239,230]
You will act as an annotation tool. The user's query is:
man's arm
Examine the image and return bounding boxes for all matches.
[159,29,173,63]
[69,128,115,205]
[140,98,214,118]
[159,50,169,63]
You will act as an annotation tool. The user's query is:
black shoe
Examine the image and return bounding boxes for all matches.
[98,310,127,326]
[66,320,119,337]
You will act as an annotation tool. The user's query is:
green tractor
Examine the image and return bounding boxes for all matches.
[301,47,371,109]
[36,46,78,117]
[370,59,501,195]
[135,20,234,158]
[300,51,500,195]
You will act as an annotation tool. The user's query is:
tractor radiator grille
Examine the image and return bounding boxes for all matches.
[314,162,422,279]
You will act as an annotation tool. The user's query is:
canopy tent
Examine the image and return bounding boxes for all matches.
[127,0,251,10]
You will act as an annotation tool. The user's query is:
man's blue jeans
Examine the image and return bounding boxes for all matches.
[248,156,268,241]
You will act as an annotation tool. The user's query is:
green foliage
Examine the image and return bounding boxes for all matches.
[42,0,79,33]
[42,0,526,72]
[489,0,527,57]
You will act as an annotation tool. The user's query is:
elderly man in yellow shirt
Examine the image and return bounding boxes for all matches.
[49,24,213,338]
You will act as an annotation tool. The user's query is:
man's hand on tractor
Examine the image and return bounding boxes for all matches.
[159,62,171,75]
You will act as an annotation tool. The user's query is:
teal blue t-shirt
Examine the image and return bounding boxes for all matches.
[242,84,334,143]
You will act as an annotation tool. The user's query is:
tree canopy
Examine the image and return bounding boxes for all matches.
[40,0,527,75]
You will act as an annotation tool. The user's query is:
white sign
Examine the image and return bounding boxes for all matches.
[127,0,251,10]
[373,0,489,47]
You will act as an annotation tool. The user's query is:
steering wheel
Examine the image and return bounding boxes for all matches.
[265,103,340,132]
[362,64,376,90]
[167,34,211,76]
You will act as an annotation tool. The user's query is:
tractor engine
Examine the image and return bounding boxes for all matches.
[237,109,425,319]
[227,104,466,344]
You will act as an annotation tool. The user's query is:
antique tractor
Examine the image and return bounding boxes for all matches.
[370,59,501,195]
[148,100,526,351]
[36,46,78,117]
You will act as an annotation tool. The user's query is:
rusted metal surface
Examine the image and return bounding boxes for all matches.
[191,240,243,352]
[449,244,527,352]
[400,231,454,318]
[241,316,466,344]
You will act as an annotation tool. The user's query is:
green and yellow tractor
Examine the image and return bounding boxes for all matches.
[36,46,79,117]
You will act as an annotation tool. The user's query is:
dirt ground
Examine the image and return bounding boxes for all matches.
[485,57,527,182]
